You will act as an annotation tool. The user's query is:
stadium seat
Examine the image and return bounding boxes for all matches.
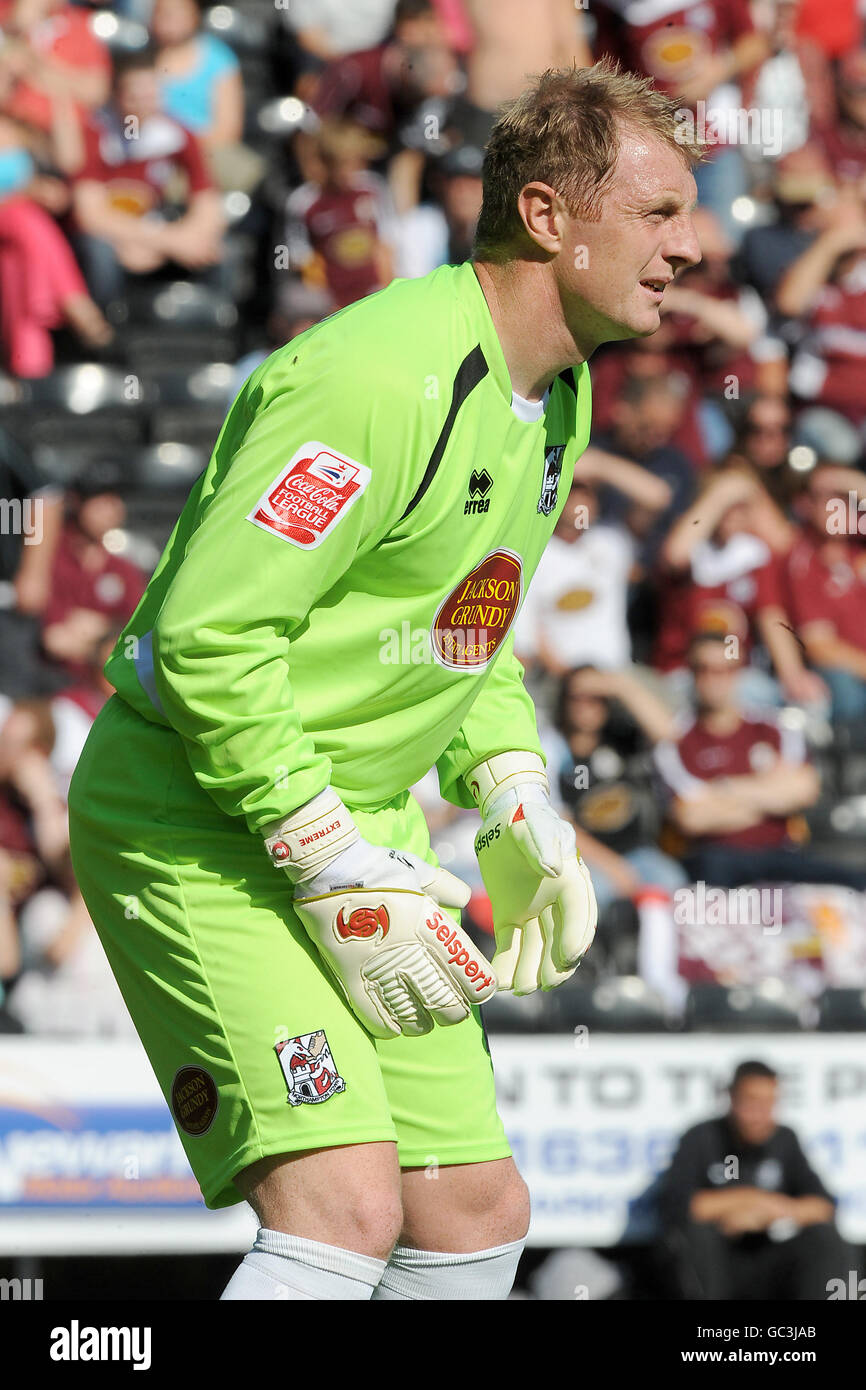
[148,363,235,408]
[106,526,162,575]
[828,796,866,837]
[110,280,239,333]
[128,334,240,374]
[0,371,23,407]
[219,230,259,303]
[144,364,235,447]
[222,194,254,228]
[817,988,866,1032]
[807,748,840,800]
[550,975,676,1033]
[88,10,150,54]
[481,988,558,1035]
[806,797,866,869]
[838,757,866,798]
[7,365,147,450]
[147,410,228,449]
[106,283,239,372]
[34,443,132,489]
[254,96,311,139]
[123,494,187,552]
[202,4,271,55]
[129,442,208,492]
[684,981,811,1031]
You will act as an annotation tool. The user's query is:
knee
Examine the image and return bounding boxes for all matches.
[240,1153,404,1263]
[336,1188,404,1261]
[266,1184,403,1262]
[399,1157,530,1253]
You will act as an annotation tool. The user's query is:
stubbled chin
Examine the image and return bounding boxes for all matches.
[633,309,662,337]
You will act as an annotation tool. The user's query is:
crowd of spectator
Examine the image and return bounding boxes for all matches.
[2,0,866,1044]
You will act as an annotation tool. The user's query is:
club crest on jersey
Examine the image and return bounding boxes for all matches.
[275,1030,346,1107]
[538,445,565,516]
[247,442,371,549]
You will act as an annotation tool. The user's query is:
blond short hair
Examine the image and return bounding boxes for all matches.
[474,59,705,259]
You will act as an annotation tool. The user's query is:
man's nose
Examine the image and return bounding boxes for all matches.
[668,215,702,272]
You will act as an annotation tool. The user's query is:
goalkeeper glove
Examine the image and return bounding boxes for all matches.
[263,788,497,1039]
[468,751,598,995]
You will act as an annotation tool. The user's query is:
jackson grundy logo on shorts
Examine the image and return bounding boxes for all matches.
[275,1030,346,1107]
[171,1065,219,1136]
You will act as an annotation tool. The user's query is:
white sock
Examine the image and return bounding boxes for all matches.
[220,1228,387,1300]
[371,1239,525,1300]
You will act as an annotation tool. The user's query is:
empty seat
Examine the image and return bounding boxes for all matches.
[0,371,23,407]
[685,981,810,1031]
[143,363,234,446]
[9,365,147,449]
[550,976,675,1033]
[254,95,311,139]
[88,10,150,54]
[130,442,209,492]
[481,989,559,1035]
[203,4,271,55]
[33,443,99,488]
[123,495,187,553]
[839,757,866,797]
[147,363,236,407]
[106,526,162,576]
[109,280,239,333]
[148,408,228,449]
[126,333,239,374]
[817,988,866,1032]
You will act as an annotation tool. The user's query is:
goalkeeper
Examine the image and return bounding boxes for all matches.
[68,62,701,1302]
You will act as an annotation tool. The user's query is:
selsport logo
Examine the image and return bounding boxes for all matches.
[425,911,494,994]
[246,442,371,550]
[430,548,523,670]
[336,905,390,942]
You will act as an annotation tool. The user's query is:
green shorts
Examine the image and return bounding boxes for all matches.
[68,696,509,1209]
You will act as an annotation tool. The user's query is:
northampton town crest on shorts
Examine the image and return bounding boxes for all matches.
[275,1030,346,1106]
[538,445,565,516]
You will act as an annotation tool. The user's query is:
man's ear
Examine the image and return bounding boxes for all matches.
[516,182,562,255]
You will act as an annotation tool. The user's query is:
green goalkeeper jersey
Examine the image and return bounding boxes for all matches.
[105,261,592,832]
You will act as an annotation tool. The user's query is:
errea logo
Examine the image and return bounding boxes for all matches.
[464,468,493,515]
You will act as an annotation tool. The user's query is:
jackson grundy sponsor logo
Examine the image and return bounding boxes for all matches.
[171,1065,219,1136]
[430,549,523,669]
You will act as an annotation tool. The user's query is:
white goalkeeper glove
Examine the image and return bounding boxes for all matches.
[468,751,598,995]
[263,788,497,1039]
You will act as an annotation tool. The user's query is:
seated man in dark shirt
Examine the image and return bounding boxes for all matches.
[658,1059,854,1300]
